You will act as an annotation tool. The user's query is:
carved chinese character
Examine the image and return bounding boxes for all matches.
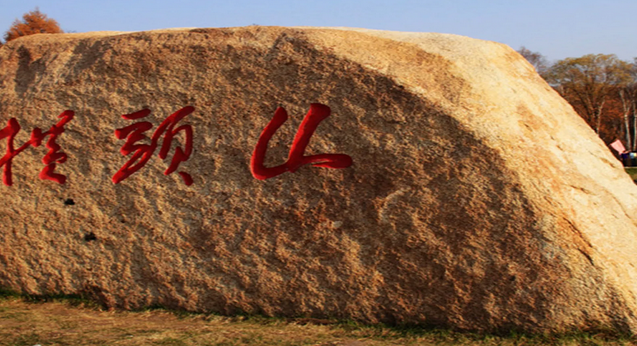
[0,110,74,186]
[251,103,352,180]
[113,106,194,185]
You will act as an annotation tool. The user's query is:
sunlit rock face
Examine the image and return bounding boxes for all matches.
[1,26,637,334]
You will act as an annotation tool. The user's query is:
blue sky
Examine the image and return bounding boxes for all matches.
[1,0,636,63]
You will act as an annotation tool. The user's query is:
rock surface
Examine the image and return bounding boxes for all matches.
[1,26,637,334]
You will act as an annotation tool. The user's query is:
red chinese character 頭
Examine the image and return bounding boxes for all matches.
[113,106,194,186]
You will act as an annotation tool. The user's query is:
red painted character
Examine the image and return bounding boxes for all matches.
[251,103,352,180]
[0,110,75,186]
[113,106,194,186]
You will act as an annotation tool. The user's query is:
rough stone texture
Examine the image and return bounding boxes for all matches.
[1,26,637,334]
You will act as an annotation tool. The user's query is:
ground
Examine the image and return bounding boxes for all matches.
[0,295,634,346]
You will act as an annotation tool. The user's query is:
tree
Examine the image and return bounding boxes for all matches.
[545,54,633,137]
[614,61,637,151]
[517,46,549,76]
[617,83,636,150]
[4,8,62,43]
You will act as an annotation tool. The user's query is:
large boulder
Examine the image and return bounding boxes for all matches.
[1,26,637,334]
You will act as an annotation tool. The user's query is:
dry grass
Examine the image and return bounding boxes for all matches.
[0,296,635,346]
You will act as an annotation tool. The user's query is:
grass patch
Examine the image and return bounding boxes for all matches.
[0,287,21,299]
[625,167,637,180]
[1,291,636,345]
[0,286,100,309]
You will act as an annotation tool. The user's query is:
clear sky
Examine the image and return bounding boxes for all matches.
[1,0,636,63]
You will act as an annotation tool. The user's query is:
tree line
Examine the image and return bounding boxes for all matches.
[520,47,637,152]
[0,9,634,153]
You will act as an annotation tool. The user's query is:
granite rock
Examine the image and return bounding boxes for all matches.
[1,26,637,333]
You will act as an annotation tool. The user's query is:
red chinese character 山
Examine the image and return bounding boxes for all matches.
[0,110,75,186]
[113,106,194,186]
[251,103,352,180]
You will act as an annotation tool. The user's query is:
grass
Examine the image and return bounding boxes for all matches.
[0,292,636,346]
[625,167,637,181]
